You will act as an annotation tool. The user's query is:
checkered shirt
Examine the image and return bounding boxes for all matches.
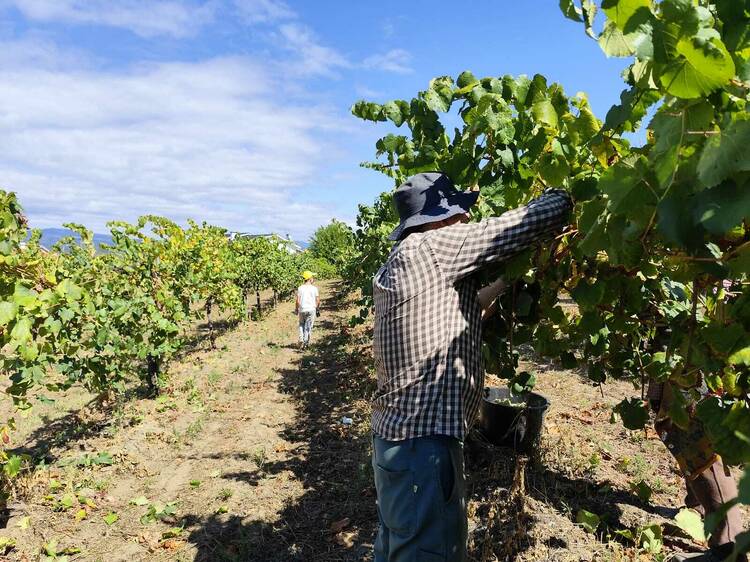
[371,189,572,441]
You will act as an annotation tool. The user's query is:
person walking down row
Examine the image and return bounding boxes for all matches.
[296,270,320,349]
[371,172,573,562]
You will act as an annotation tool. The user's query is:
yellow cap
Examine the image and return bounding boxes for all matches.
[302,270,315,280]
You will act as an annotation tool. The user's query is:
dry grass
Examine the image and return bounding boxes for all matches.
[0,282,746,562]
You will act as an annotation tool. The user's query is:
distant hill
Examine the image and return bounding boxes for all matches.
[39,228,113,251]
[38,227,308,253]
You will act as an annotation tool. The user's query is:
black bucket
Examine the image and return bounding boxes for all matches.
[477,386,550,454]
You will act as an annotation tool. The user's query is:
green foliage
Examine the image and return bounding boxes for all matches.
[576,509,601,533]
[615,398,650,430]
[308,220,354,275]
[0,192,310,499]
[343,192,398,322]
[674,508,706,543]
[348,6,750,527]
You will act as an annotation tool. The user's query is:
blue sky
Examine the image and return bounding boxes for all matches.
[0,0,630,240]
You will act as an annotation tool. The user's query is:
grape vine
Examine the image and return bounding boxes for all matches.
[348,0,750,551]
[0,192,327,499]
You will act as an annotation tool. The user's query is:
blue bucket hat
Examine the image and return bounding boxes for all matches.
[389,172,479,241]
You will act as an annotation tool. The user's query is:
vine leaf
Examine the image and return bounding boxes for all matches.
[599,20,636,57]
[560,0,583,22]
[697,116,750,188]
[674,508,706,543]
[614,397,649,430]
[601,0,650,31]
[659,35,735,99]
[692,180,750,236]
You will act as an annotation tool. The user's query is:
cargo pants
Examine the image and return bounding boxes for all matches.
[372,435,467,562]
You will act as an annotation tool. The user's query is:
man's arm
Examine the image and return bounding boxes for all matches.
[428,189,572,282]
[478,277,507,322]
[295,290,300,314]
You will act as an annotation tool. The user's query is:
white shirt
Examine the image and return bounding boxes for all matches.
[297,284,319,313]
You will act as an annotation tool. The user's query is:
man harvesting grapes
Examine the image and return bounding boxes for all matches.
[371,172,572,561]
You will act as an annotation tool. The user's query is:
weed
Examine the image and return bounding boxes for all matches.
[588,452,601,471]
[155,395,177,412]
[252,447,267,470]
[207,370,223,386]
[57,451,114,468]
[140,501,179,524]
[217,488,233,501]
[185,419,204,441]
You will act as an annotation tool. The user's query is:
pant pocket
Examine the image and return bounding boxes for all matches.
[436,442,458,504]
[373,464,414,535]
[417,549,445,561]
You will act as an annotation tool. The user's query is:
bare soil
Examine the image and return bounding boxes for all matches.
[0,281,746,562]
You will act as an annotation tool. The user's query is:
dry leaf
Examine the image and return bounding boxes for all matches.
[161,539,184,550]
[334,529,358,548]
[330,518,350,533]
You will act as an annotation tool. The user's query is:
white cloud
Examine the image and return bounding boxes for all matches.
[4,0,216,38]
[362,48,413,74]
[0,34,91,69]
[277,23,350,76]
[0,47,353,238]
[354,84,385,99]
[233,0,294,24]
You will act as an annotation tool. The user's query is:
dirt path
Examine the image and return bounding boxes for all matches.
[3,282,747,562]
[5,281,377,562]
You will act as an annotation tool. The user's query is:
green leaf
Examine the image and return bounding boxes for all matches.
[576,509,601,533]
[103,512,118,525]
[674,508,707,543]
[728,346,750,367]
[560,0,582,22]
[659,35,736,99]
[697,117,750,189]
[12,284,38,308]
[615,397,649,430]
[602,0,651,32]
[638,523,663,554]
[582,0,598,38]
[382,101,407,127]
[10,316,32,345]
[599,20,636,57]
[456,71,478,89]
[423,76,454,113]
[600,156,657,216]
[571,280,605,309]
[538,148,570,186]
[692,180,750,236]
[630,479,653,504]
[129,495,149,506]
[0,301,17,326]
[702,322,745,355]
[92,451,114,465]
[3,455,23,478]
[55,279,82,301]
[697,398,750,465]
[510,371,536,395]
[657,186,704,251]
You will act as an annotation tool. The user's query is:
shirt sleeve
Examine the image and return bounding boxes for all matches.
[427,189,572,282]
